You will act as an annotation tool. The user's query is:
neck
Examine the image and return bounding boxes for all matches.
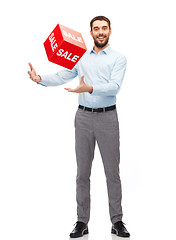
[93,43,109,53]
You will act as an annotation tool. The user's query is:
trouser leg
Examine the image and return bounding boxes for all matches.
[94,110,123,224]
[75,109,95,224]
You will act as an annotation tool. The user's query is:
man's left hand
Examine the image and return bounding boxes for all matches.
[64,76,93,93]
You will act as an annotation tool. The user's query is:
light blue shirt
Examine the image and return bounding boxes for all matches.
[40,45,127,108]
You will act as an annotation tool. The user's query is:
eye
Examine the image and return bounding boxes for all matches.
[94,27,99,31]
[102,26,108,30]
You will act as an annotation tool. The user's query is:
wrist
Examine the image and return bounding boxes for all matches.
[37,75,42,82]
[88,85,93,93]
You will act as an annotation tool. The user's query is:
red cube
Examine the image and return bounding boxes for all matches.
[43,24,87,70]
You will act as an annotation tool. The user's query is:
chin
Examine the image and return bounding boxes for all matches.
[95,41,108,49]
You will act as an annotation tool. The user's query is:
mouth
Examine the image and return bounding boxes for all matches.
[97,36,106,40]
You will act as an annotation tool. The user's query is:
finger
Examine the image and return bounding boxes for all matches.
[81,75,85,82]
[64,88,73,92]
[28,62,34,71]
[28,73,36,82]
[28,70,32,77]
[65,88,77,92]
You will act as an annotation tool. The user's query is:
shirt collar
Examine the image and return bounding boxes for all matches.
[90,45,111,55]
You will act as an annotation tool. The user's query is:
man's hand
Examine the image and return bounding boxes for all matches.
[28,62,42,83]
[64,75,93,93]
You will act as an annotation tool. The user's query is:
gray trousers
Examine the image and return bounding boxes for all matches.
[74,107,123,224]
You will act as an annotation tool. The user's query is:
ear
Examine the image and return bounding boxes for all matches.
[90,30,93,37]
[109,28,112,36]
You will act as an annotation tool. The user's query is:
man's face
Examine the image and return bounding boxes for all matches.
[90,20,111,49]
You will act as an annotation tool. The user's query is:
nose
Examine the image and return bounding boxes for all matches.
[99,28,103,34]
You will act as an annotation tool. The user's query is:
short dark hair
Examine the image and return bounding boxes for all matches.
[90,16,111,30]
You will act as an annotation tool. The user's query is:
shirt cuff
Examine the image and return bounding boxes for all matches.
[36,75,47,86]
[91,84,99,95]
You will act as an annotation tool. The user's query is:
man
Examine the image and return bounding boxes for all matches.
[28,16,130,238]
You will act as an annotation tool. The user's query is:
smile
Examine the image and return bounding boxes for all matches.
[97,36,106,40]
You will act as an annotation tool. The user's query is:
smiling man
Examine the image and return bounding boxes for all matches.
[91,19,111,48]
[28,16,130,238]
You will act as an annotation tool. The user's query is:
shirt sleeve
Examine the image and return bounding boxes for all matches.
[91,55,127,96]
[38,67,78,87]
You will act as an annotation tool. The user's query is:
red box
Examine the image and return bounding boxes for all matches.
[44,24,87,70]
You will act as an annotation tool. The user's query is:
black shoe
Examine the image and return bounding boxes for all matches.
[70,221,88,238]
[111,221,130,238]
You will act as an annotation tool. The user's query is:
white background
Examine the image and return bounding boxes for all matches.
[0,0,176,240]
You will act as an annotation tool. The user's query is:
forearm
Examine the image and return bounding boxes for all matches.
[91,55,127,96]
[91,82,119,96]
[38,68,78,87]
[38,73,67,87]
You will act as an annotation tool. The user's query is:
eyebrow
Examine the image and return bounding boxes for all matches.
[93,25,108,29]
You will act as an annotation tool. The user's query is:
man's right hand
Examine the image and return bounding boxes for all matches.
[28,62,42,83]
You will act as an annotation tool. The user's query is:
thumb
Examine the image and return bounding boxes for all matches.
[80,75,85,83]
